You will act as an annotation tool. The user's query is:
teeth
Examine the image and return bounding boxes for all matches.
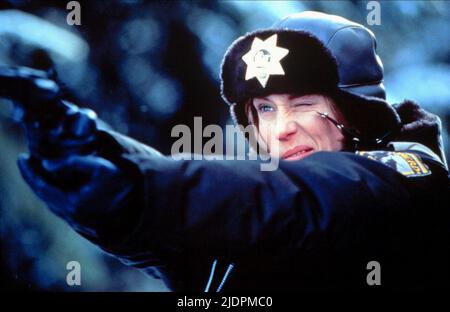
[291,151,306,157]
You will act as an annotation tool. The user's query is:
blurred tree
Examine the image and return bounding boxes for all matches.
[0,0,448,291]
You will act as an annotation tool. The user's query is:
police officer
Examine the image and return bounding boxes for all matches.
[1,11,448,291]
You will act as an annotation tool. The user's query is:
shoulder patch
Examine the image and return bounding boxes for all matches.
[356,151,431,178]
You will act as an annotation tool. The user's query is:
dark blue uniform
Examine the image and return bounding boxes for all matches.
[19,127,449,291]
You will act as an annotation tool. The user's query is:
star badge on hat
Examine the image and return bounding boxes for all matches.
[241,34,289,88]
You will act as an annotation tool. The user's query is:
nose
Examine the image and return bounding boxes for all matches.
[275,119,298,141]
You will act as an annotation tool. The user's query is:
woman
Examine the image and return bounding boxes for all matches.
[3,12,449,291]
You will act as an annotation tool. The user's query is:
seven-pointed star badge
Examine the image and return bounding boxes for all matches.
[241,34,289,88]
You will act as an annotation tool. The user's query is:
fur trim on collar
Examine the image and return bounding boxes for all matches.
[392,100,447,165]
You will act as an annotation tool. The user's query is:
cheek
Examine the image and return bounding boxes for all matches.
[257,122,273,146]
[291,112,319,135]
[257,119,284,155]
[296,113,344,150]
[313,119,344,150]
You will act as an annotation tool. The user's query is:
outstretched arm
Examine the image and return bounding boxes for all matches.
[3,66,445,291]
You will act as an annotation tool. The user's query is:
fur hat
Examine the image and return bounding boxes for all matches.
[221,30,339,106]
[220,12,401,148]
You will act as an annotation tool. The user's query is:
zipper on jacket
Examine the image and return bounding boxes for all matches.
[204,259,235,292]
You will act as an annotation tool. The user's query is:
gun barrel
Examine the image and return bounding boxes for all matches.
[0,66,61,105]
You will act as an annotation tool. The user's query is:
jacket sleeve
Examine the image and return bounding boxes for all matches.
[68,131,443,290]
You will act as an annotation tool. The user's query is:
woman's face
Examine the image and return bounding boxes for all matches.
[252,94,346,161]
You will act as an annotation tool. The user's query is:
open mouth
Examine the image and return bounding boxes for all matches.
[282,146,314,161]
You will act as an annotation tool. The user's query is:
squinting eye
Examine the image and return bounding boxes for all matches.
[293,103,312,107]
[257,104,274,113]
